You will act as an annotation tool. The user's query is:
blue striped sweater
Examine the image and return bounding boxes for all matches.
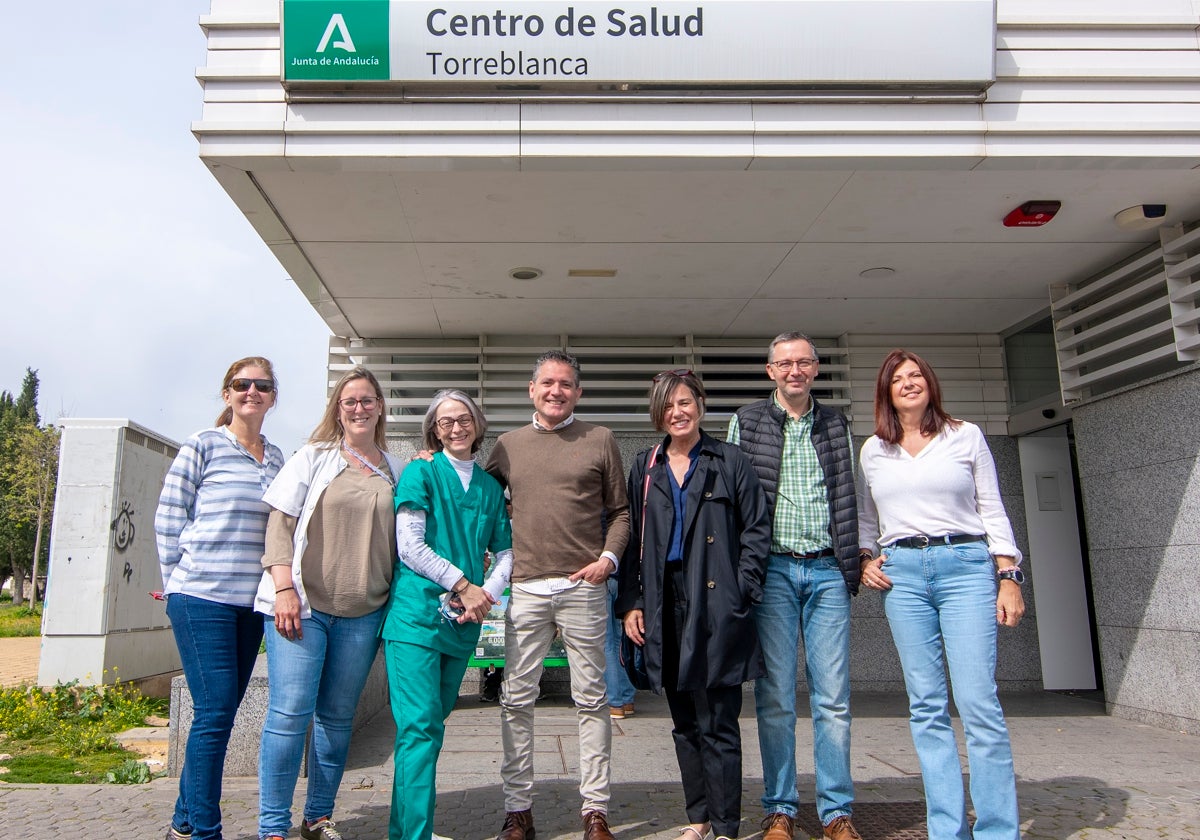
[155,426,285,606]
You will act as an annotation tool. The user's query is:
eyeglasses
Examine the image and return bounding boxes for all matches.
[435,414,474,431]
[653,368,694,382]
[229,378,275,393]
[769,358,817,373]
[338,397,378,410]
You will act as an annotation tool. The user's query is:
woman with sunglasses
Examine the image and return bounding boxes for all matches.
[857,350,1023,840]
[255,366,403,840]
[156,357,286,840]
[618,370,771,840]
[381,389,512,840]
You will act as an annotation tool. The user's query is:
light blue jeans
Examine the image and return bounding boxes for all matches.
[258,606,385,839]
[753,553,854,825]
[881,541,1019,840]
[605,576,636,708]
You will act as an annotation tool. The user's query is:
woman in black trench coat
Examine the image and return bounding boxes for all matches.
[618,369,771,840]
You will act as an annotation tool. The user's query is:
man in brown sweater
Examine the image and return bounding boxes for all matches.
[486,350,631,840]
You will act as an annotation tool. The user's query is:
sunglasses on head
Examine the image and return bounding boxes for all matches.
[653,368,694,382]
[229,378,275,393]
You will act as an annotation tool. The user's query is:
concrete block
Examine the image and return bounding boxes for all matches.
[169,649,389,778]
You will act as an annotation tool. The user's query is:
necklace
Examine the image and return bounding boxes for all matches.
[343,440,394,486]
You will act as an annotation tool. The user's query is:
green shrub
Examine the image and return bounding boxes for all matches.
[54,720,117,757]
[0,674,165,782]
[105,758,152,784]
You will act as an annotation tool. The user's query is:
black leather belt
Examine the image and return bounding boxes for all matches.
[890,534,984,549]
[786,549,835,560]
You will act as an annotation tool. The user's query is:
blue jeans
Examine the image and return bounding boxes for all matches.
[753,553,853,825]
[167,593,263,840]
[258,606,385,839]
[605,577,636,708]
[881,542,1019,840]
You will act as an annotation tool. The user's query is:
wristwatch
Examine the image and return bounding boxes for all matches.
[997,567,1024,584]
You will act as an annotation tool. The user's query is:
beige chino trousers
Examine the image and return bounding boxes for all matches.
[500,581,612,815]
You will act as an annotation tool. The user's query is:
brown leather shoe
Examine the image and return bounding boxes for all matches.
[582,810,615,840]
[497,810,535,840]
[761,812,794,840]
[822,815,863,840]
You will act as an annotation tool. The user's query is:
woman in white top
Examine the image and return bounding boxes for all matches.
[857,350,1024,840]
[256,366,403,840]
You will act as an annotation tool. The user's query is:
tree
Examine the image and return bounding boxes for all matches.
[4,424,60,610]
[0,368,50,606]
[14,368,39,425]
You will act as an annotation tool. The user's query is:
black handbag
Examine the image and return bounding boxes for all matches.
[620,444,660,692]
[620,632,651,690]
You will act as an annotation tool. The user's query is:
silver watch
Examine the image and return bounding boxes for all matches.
[997,567,1024,584]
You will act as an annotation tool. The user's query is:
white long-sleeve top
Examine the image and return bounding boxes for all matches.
[394,453,513,601]
[857,420,1022,562]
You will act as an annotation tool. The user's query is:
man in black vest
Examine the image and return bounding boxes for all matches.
[728,332,862,840]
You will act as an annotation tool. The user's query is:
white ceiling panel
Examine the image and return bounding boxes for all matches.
[240,156,1200,340]
[761,242,1134,299]
[726,297,1048,337]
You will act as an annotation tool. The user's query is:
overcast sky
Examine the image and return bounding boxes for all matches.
[2,3,332,455]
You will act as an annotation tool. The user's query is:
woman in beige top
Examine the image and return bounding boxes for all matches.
[255,367,403,840]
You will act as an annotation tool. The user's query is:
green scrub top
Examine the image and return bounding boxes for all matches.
[382,452,512,657]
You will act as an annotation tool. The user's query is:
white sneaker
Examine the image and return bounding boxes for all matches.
[432,833,455,840]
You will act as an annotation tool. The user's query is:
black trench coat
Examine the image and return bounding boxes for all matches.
[616,431,771,692]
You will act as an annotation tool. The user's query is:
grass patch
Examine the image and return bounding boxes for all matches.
[0,603,42,638]
[0,675,167,784]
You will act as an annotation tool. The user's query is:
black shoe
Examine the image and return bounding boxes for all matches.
[480,665,502,702]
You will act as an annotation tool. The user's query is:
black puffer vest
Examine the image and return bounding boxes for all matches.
[734,397,860,594]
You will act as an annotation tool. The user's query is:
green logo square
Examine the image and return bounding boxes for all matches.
[283,0,389,81]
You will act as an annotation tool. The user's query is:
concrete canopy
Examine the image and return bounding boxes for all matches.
[194,2,1200,343]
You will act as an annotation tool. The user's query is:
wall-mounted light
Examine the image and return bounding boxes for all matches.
[1113,204,1167,232]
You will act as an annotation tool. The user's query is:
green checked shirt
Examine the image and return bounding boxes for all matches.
[728,392,845,555]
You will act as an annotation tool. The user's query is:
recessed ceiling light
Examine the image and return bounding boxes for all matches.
[859,267,896,279]
[568,269,618,278]
[508,267,543,281]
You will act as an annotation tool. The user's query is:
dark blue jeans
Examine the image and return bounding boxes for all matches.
[167,593,264,840]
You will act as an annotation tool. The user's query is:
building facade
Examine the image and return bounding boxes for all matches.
[192,0,1200,730]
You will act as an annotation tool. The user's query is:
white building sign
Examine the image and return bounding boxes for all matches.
[283,0,996,87]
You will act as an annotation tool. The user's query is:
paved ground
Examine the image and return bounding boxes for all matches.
[0,639,1196,838]
[0,636,40,687]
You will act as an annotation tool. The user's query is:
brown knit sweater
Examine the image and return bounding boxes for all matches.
[485,420,630,582]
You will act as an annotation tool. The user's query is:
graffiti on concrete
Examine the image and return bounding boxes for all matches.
[111,500,135,552]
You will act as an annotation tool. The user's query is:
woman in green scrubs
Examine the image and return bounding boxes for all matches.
[383,389,513,840]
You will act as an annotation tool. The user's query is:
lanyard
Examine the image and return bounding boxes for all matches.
[343,441,394,486]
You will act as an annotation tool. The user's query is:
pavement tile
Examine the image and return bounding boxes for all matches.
[0,690,1195,838]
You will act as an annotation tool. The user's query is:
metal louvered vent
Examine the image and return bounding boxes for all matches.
[1051,222,1200,403]
[328,335,852,435]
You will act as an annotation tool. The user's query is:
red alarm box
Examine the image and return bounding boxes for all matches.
[1004,201,1061,227]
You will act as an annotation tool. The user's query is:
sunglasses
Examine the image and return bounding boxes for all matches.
[653,368,694,382]
[229,378,275,393]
